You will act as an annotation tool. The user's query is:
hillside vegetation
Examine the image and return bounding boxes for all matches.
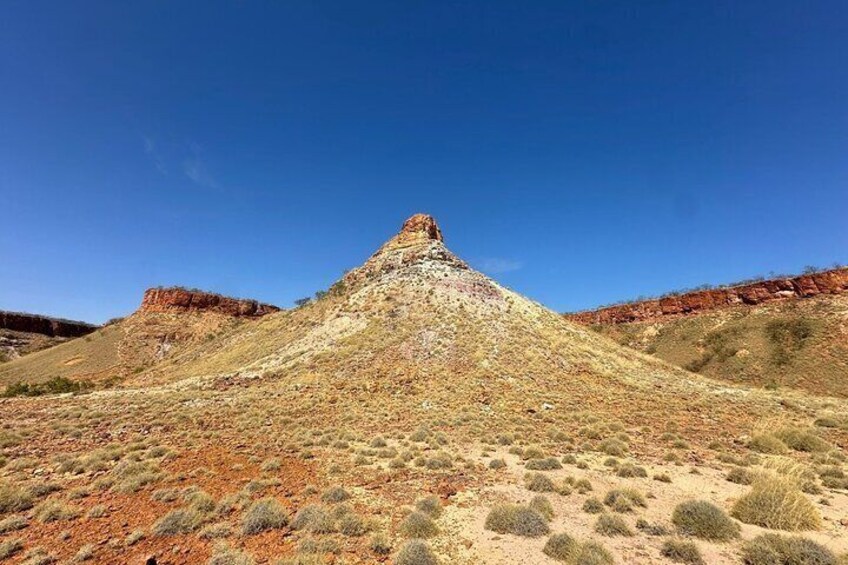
[0,215,846,564]
[593,294,848,397]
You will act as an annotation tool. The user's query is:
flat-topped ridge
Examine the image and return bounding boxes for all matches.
[139,287,280,317]
[566,267,848,325]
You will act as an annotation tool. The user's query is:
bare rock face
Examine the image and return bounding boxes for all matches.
[566,268,848,325]
[394,213,444,245]
[139,287,280,317]
[341,214,468,288]
[0,311,97,338]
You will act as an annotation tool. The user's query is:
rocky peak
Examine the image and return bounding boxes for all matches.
[341,214,467,288]
[396,213,443,244]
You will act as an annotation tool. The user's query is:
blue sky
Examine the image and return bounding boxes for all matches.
[1,1,847,323]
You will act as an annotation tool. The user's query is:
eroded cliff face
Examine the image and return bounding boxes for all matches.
[566,268,848,325]
[139,287,280,317]
[0,311,97,338]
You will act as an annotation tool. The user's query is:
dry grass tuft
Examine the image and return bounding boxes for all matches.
[415,495,443,518]
[594,513,633,537]
[321,486,351,503]
[740,533,839,565]
[542,532,579,561]
[0,538,24,560]
[603,488,645,513]
[153,507,204,536]
[671,500,739,541]
[0,483,34,514]
[529,495,554,521]
[290,504,334,533]
[240,497,288,535]
[208,542,256,565]
[484,504,550,537]
[394,540,438,565]
[661,538,704,564]
[399,511,438,538]
[525,472,555,492]
[731,474,821,531]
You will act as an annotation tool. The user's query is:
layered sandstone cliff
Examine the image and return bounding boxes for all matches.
[0,311,98,338]
[139,287,280,317]
[566,268,848,325]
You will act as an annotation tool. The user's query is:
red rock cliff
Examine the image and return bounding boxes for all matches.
[139,287,280,317]
[0,311,98,338]
[566,268,848,325]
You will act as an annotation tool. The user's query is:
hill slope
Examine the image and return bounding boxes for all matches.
[1,215,845,564]
[0,288,279,388]
[587,294,848,397]
[567,269,848,398]
[0,311,98,362]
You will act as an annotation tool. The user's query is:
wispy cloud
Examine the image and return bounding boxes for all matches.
[182,155,219,189]
[476,258,523,274]
[142,136,167,174]
[142,136,220,190]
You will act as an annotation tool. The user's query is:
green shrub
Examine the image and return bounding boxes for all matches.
[741,533,838,565]
[240,497,288,535]
[399,511,438,538]
[731,475,821,531]
[764,318,813,366]
[671,500,740,541]
[594,513,633,537]
[484,504,549,537]
[661,538,704,564]
[394,540,438,565]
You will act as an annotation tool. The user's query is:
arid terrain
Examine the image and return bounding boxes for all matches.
[567,270,848,398]
[1,215,846,564]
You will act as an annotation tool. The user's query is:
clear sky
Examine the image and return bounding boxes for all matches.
[2,1,847,323]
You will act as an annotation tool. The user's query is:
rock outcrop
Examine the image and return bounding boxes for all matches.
[0,311,98,338]
[566,268,848,325]
[138,287,280,317]
[341,213,470,289]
